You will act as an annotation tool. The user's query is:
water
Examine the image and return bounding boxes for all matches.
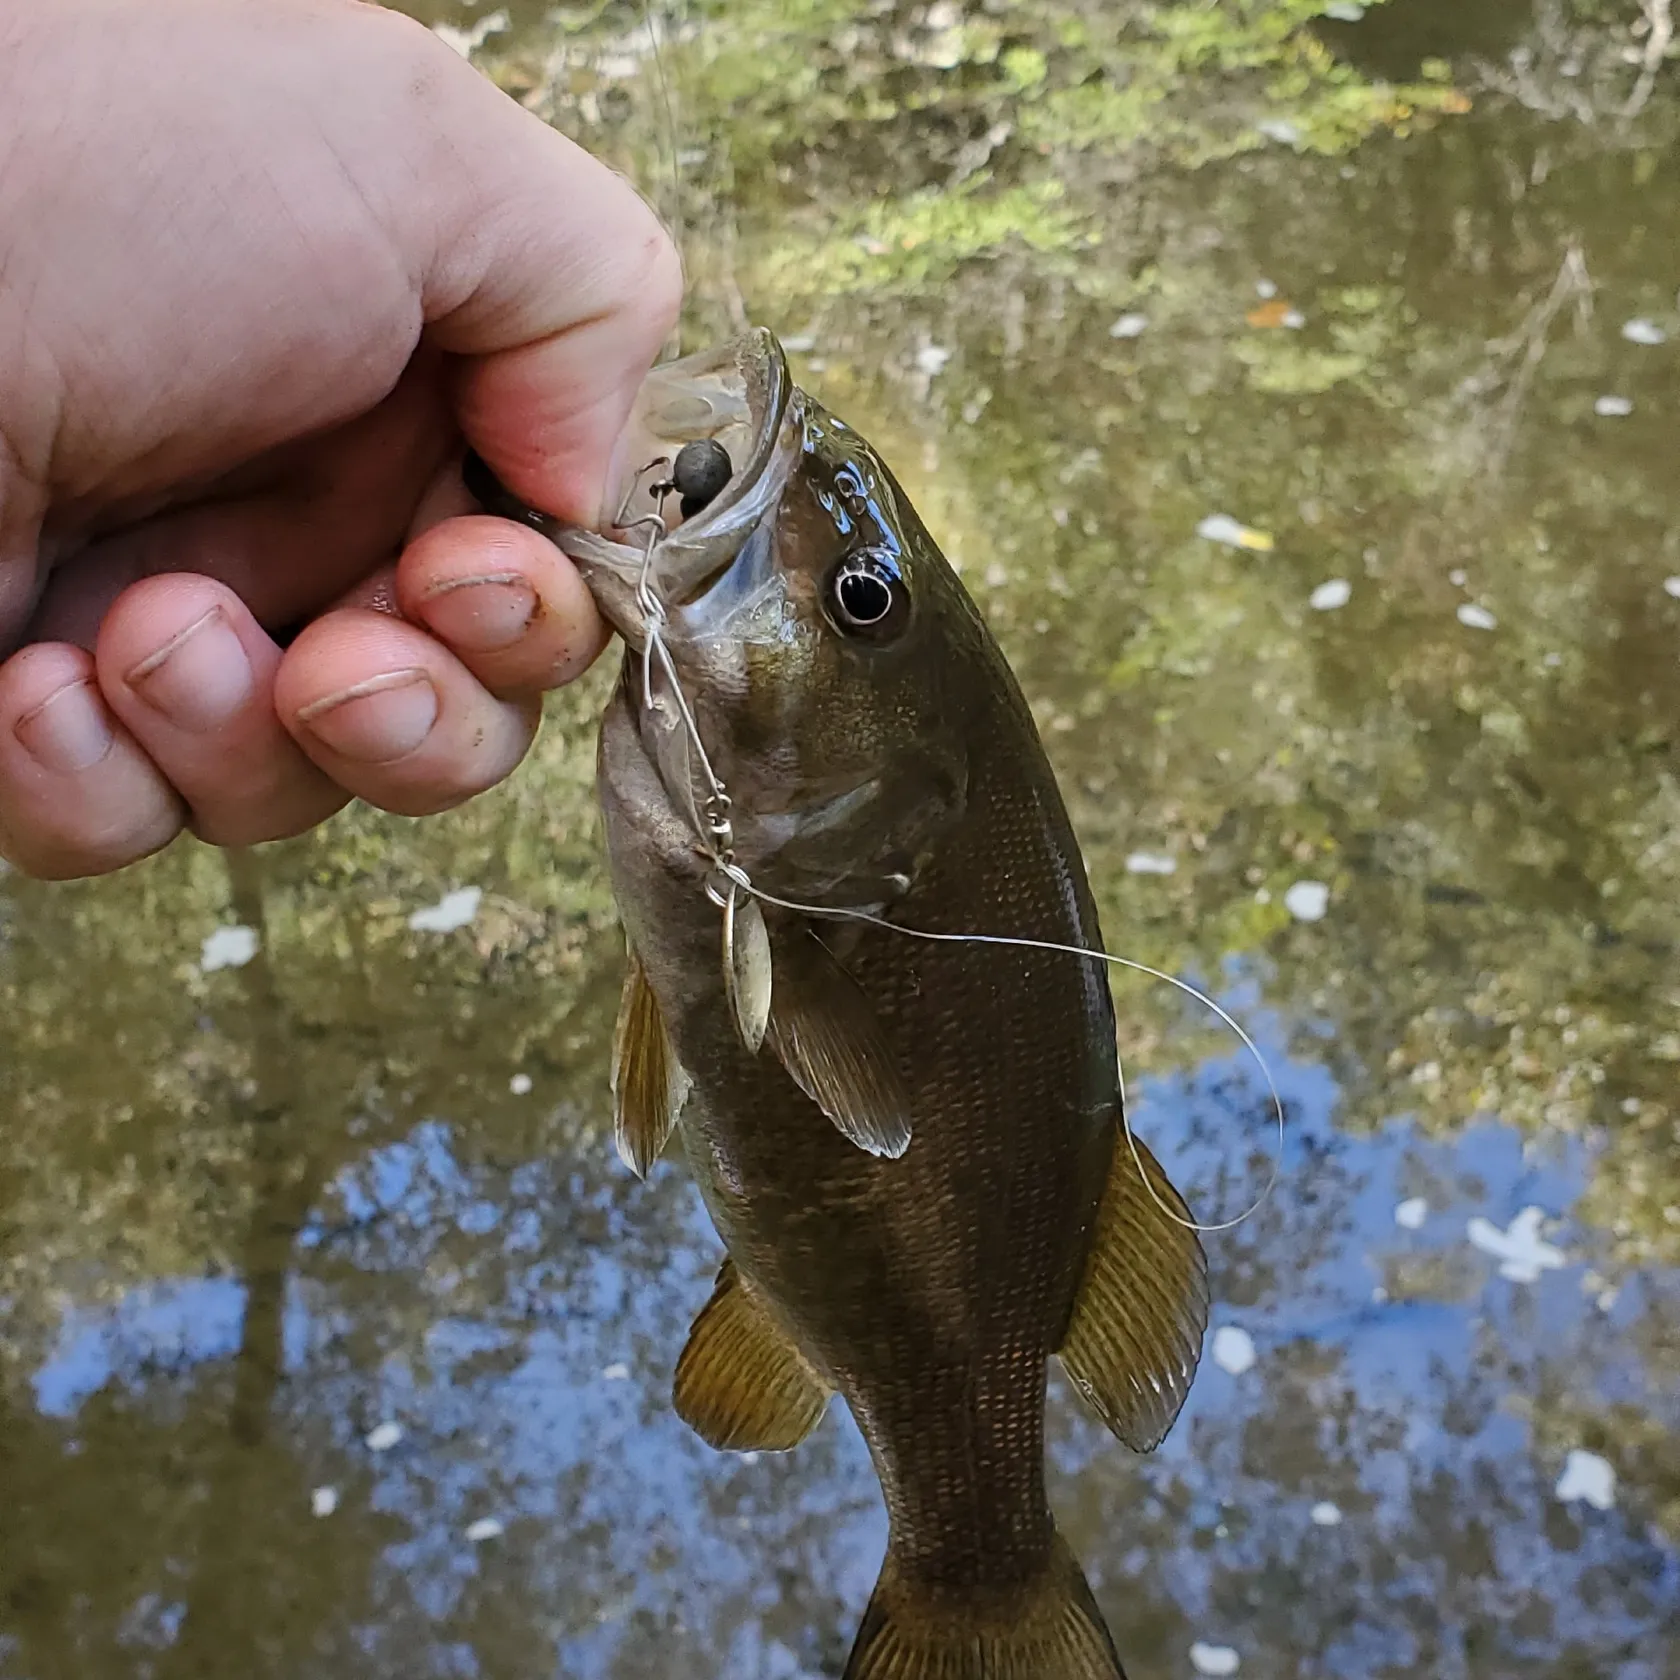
[2,2,1678,1675]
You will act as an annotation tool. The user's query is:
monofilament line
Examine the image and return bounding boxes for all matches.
[715,862,1284,1235]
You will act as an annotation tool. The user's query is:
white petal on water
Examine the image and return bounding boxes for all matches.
[1310,1501,1343,1526]
[1284,880,1330,922]
[1309,578,1352,611]
[1594,394,1634,417]
[465,1517,506,1543]
[1125,852,1178,876]
[914,344,952,377]
[431,10,508,56]
[1191,1642,1242,1677]
[1555,1449,1616,1510]
[1258,119,1302,145]
[1466,1206,1567,1283]
[781,333,817,353]
[200,925,259,972]
[408,887,482,933]
[1621,318,1667,345]
[365,1421,405,1453]
[1196,513,1273,551]
[1109,312,1150,339]
[509,1074,533,1096]
[601,1362,630,1382]
[310,1486,338,1518]
[1211,1325,1256,1375]
[1394,1196,1429,1230]
[1456,603,1498,631]
[1281,309,1306,330]
[1664,576,1680,598]
[1255,279,1278,299]
[1448,567,1468,586]
[1324,1,1367,18]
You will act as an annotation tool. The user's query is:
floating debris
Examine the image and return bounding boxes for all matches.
[1257,118,1302,145]
[1255,279,1278,300]
[1324,1,1366,18]
[465,1517,506,1543]
[914,344,953,377]
[1394,1197,1429,1231]
[1284,880,1330,922]
[1466,1207,1566,1283]
[1555,1449,1616,1511]
[1310,1501,1343,1527]
[1197,514,1275,552]
[1309,578,1351,611]
[1125,852,1178,876]
[408,887,483,933]
[601,1362,631,1382]
[430,9,508,57]
[1456,603,1498,631]
[781,333,818,353]
[1191,1642,1242,1677]
[1448,567,1468,586]
[1246,298,1305,330]
[1594,394,1634,417]
[1109,312,1150,339]
[1621,318,1667,345]
[1211,1325,1256,1375]
[310,1486,339,1519]
[509,1073,533,1096]
[1664,576,1680,598]
[365,1421,405,1453]
[200,925,258,972]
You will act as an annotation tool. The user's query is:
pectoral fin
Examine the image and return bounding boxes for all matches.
[766,927,913,1159]
[1058,1127,1209,1452]
[673,1257,831,1452]
[610,951,688,1178]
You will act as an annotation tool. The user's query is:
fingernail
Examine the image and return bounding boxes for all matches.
[125,607,253,733]
[14,679,114,773]
[296,669,438,763]
[419,573,538,652]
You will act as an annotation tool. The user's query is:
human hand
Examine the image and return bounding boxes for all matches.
[0,0,681,879]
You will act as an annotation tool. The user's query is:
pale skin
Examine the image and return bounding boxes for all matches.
[0,0,683,879]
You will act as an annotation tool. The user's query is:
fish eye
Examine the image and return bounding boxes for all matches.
[826,552,909,642]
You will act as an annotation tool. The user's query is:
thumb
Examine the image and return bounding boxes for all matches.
[372,14,684,527]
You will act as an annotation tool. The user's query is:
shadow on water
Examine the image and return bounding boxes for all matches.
[2,1,1678,1676]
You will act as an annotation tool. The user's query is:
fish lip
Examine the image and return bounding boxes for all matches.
[550,328,800,650]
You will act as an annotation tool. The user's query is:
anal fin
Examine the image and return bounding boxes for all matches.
[610,950,688,1178]
[673,1258,831,1452]
[766,926,913,1159]
[1057,1127,1209,1452]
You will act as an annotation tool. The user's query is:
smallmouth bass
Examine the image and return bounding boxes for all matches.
[466,330,1209,1680]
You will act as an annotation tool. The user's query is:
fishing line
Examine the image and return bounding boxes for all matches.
[710,861,1284,1236]
[642,0,687,359]
[621,516,1284,1234]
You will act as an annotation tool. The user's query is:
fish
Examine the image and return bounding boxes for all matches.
[464,328,1209,1680]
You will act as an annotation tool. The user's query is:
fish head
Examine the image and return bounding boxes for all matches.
[562,330,972,912]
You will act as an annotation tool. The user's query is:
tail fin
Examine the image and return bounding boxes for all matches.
[843,1530,1125,1680]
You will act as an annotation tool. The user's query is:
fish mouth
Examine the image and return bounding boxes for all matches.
[551,328,804,650]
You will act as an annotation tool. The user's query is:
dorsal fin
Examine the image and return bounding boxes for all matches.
[673,1257,831,1452]
[1057,1126,1208,1451]
[766,926,913,1159]
[610,950,688,1178]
